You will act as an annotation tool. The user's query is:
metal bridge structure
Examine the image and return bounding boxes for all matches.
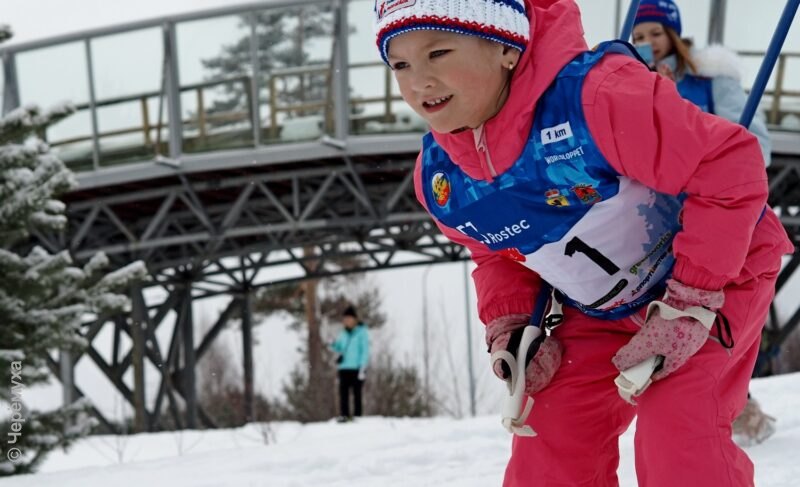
[1,0,799,432]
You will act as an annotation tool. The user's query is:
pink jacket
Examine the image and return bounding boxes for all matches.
[413,0,794,324]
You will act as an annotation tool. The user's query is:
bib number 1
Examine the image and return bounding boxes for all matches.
[564,237,628,308]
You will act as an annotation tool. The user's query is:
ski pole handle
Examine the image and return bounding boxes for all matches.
[614,355,664,404]
[498,325,541,436]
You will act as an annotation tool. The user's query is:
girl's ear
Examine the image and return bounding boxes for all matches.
[501,46,522,70]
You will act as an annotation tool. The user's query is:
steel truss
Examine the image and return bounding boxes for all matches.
[41,151,469,432]
[762,155,800,375]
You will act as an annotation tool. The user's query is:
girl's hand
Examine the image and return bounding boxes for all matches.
[486,314,562,395]
[612,279,724,382]
[657,63,676,81]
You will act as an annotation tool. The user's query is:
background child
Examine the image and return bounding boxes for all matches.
[632,0,772,165]
[329,305,370,422]
[374,0,793,485]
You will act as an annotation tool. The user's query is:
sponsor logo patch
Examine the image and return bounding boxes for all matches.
[545,188,570,207]
[431,171,451,207]
[571,184,602,205]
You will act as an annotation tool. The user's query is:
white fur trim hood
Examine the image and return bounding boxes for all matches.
[692,45,744,81]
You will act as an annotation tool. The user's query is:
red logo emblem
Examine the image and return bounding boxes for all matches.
[571,184,602,205]
[498,248,526,262]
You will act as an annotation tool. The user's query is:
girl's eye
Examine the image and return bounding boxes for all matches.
[392,61,409,71]
[430,49,450,59]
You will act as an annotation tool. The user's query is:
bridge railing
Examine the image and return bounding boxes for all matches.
[1,0,798,175]
[739,51,800,129]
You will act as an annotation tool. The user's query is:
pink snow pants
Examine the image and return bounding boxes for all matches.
[504,214,791,487]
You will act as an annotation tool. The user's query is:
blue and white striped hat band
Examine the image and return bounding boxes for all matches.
[374,0,530,65]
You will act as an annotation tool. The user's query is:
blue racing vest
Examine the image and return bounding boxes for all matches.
[677,73,715,114]
[422,41,683,320]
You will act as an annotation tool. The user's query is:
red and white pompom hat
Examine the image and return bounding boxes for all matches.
[374,0,530,65]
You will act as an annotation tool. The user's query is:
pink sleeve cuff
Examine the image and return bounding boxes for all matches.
[671,259,728,292]
[479,297,537,326]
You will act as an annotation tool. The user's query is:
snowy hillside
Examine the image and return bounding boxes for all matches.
[4,373,799,487]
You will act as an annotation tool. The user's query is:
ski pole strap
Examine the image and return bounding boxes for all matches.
[645,299,718,331]
[615,355,663,404]
[544,289,565,330]
[529,283,553,329]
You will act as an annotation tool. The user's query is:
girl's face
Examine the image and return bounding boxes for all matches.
[632,22,674,63]
[388,30,519,133]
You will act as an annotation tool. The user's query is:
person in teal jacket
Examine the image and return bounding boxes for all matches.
[330,305,370,422]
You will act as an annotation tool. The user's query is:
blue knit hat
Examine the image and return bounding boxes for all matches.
[635,0,682,36]
[373,0,531,65]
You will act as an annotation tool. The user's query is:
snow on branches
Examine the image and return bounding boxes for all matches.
[0,67,147,476]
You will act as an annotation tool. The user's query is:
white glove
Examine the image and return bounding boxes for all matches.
[358,368,366,381]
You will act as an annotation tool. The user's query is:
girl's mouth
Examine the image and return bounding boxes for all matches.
[422,95,453,113]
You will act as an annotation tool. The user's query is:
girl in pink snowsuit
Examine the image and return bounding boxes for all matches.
[374,0,794,485]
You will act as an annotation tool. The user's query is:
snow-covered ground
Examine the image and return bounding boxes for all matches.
[4,373,798,487]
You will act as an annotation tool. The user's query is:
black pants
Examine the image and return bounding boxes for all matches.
[338,369,363,417]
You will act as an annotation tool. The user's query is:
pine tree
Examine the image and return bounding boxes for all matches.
[0,27,148,476]
[201,6,335,120]
[203,5,333,115]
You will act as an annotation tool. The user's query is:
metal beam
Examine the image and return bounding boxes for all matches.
[249,12,262,147]
[2,52,20,116]
[46,355,117,434]
[179,284,198,428]
[164,22,183,160]
[333,0,350,141]
[131,286,148,432]
[84,39,101,170]
[195,297,239,360]
[0,0,329,55]
[241,290,255,422]
[708,0,728,45]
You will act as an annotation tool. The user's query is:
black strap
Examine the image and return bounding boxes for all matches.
[543,290,565,330]
[714,311,735,349]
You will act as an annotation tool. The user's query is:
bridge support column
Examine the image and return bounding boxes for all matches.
[708,0,728,45]
[131,286,149,432]
[179,283,198,428]
[241,289,255,423]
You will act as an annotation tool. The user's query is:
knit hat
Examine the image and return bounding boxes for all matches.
[634,0,682,36]
[374,0,530,65]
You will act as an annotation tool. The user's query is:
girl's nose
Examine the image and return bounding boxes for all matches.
[410,70,436,92]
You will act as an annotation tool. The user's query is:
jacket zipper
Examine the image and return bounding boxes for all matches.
[473,125,497,180]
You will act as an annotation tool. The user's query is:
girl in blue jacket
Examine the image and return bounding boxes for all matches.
[632,0,772,165]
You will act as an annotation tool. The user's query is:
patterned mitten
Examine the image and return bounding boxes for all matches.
[486,314,562,394]
[613,279,724,381]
